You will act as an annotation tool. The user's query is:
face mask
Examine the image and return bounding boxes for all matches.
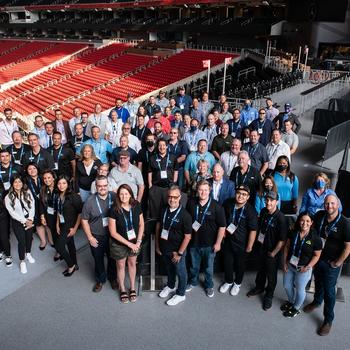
[264,185,273,191]
[276,164,288,172]
[244,104,250,110]
[146,141,154,147]
[285,107,291,113]
[190,126,197,132]
[315,179,326,189]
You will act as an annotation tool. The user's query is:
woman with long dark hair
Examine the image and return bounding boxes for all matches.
[56,175,83,277]
[40,170,60,261]
[282,212,322,317]
[255,175,280,215]
[26,162,52,249]
[5,175,35,274]
[272,155,299,215]
[109,184,144,303]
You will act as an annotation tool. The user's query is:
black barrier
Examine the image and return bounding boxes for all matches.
[328,98,350,113]
[323,120,350,162]
[311,109,350,137]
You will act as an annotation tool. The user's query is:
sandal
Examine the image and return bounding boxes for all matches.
[129,290,137,303]
[120,291,129,304]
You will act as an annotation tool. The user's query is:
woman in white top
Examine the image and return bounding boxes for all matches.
[5,175,35,274]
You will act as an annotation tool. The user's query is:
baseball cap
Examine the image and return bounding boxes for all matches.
[236,184,250,194]
[285,103,292,108]
[154,106,162,114]
[265,190,279,200]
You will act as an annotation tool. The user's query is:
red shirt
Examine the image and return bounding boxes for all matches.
[147,116,171,134]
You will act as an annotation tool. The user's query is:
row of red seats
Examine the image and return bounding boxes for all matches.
[0,43,129,100]
[0,40,24,56]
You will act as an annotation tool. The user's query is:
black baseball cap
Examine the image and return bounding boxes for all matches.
[265,190,279,200]
[154,106,162,114]
[236,184,250,194]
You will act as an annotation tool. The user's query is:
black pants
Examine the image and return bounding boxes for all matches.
[0,212,11,257]
[148,185,169,220]
[12,219,33,261]
[89,234,117,284]
[56,229,77,268]
[46,213,58,246]
[255,252,279,298]
[223,240,247,285]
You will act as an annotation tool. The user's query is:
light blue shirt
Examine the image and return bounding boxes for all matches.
[255,193,281,215]
[184,151,216,178]
[300,188,340,216]
[273,172,299,202]
[241,106,258,125]
[83,138,113,164]
[183,129,207,152]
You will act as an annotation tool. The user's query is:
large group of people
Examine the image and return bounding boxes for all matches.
[0,88,349,337]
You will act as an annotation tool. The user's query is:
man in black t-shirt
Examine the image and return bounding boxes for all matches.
[220,185,258,296]
[247,191,287,310]
[186,180,226,297]
[148,139,179,220]
[156,186,192,306]
[304,194,350,336]
[0,149,22,191]
[9,131,30,167]
[47,131,75,180]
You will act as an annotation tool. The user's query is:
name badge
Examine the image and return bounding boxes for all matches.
[47,207,54,215]
[190,146,196,152]
[231,132,236,137]
[102,217,108,227]
[192,220,201,232]
[3,182,10,190]
[258,128,263,134]
[29,157,34,161]
[14,160,21,165]
[161,228,169,240]
[127,229,136,240]
[321,237,326,248]
[59,213,65,224]
[12,151,17,155]
[227,223,237,235]
[180,104,184,110]
[160,170,168,179]
[247,120,252,125]
[54,162,59,170]
[290,255,299,267]
[257,232,265,244]
[243,138,250,144]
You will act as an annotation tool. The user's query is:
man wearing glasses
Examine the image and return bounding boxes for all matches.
[156,186,192,306]
[249,108,274,147]
[220,185,258,297]
[115,122,141,153]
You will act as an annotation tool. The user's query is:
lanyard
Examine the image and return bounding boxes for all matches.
[248,144,259,157]
[3,120,13,136]
[189,132,197,147]
[95,193,112,216]
[51,145,63,162]
[93,114,101,125]
[157,152,169,171]
[195,199,212,225]
[170,142,178,155]
[231,205,245,226]
[47,189,56,207]
[0,164,12,182]
[232,119,241,132]
[74,136,83,146]
[320,213,341,237]
[138,127,146,140]
[271,144,280,157]
[258,120,266,129]
[30,151,41,165]
[163,206,182,231]
[291,233,306,258]
[29,178,41,197]
[236,166,250,185]
[57,196,64,214]
[262,214,275,234]
[94,141,102,158]
[11,145,24,162]
[121,207,133,231]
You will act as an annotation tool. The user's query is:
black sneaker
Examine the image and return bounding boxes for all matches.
[246,287,264,297]
[283,307,301,318]
[5,256,13,267]
[263,297,273,310]
[280,301,293,312]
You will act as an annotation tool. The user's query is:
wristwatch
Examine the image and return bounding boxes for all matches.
[177,252,183,256]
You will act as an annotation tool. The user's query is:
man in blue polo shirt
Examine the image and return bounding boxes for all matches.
[108,98,130,123]
[241,99,258,126]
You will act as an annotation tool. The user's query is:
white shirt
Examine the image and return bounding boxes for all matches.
[266,140,291,169]
[212,179,223,201]
[69,117,81,136]
[55,120,67,144]
[115,133,141,153]
[40,133,54,149]
[5,191,35,224]
[105,119,123,147]
[0,119,18,145]
[88,113,109,136]
[220,151,239,177]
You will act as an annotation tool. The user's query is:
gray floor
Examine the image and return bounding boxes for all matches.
[1,84,350,350]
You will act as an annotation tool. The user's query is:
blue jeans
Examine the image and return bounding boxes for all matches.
[313,259,341,324]
[162,251,187,296]
[189,247,216,289]
[79,188,91,202]
[283,263,312,310]
[89,234,117,284]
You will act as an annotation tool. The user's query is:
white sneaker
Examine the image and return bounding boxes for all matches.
[219,282,233,293]
[5,256,13,267]
[166,294,186,306]
[26,253,35,264]
[0,251,3,261]
[20,261,27,274]
[158,286,176,298]
[230,283,241,296]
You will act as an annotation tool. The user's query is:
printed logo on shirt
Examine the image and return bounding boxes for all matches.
[306,240,312,245]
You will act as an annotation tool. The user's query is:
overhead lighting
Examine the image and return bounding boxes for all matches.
[184,4,188,8]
